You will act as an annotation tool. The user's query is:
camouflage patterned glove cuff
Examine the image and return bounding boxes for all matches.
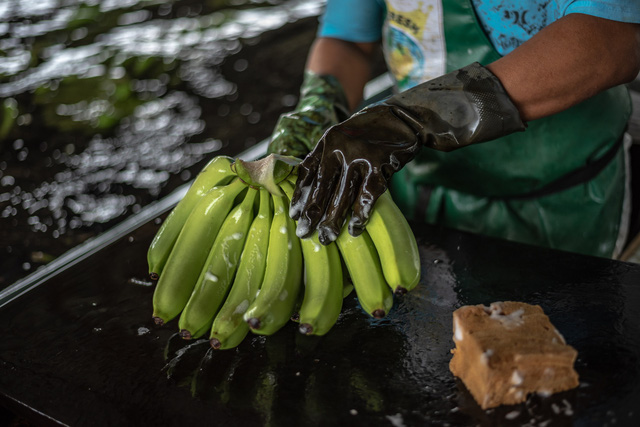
[267,71,350,158]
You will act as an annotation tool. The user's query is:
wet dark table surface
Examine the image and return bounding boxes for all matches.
[0,218,639,427]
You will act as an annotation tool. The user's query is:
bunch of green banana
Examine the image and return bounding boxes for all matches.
[148,153,421,350]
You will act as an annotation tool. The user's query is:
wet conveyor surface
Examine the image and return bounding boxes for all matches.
[0,217,638,426]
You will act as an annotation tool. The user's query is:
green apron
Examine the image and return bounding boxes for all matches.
[387,0,631,258]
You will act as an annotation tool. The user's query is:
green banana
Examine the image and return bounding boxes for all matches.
[152,177,246,325]
[210,322,249,350]
[280,180,343,336]
[243,192,303,335]
[366,190,421,295]
[178,187,258,339]
[210,188,273,350]
[336,223,393,318]
[147,156,235,279]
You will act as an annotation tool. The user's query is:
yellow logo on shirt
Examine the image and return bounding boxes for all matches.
[387,10,422,35]
[384,1,433,89]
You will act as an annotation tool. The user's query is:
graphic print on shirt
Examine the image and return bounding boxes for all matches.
[382,0,446,91]
[472,0,554,55]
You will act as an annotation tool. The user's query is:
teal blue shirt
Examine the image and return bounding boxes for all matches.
[319,0,640,55]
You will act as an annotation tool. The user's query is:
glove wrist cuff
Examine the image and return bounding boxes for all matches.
[386,62,526,151]
[297,70,350,122]
[267,71,350,158]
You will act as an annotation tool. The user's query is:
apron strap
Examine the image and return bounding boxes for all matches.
[413,131,625,219]
[504,133,625,201]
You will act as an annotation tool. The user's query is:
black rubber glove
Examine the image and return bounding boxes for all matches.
[289,62,526,244]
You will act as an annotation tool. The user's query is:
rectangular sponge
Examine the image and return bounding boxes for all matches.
[449,301,579,409]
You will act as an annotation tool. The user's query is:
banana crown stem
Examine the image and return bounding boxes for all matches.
[232,154,299,195]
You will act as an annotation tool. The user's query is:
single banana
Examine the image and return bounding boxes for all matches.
[210,188,273,350]
[243,192,303,335]
[152,177,246,325]
[366,190,421,295]
[279,180,343,336]
[148,156,235,279]
[336,223,393,318]
[178,187,258,339]
[210,321,250,350]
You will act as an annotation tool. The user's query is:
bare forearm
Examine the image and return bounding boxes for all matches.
[487,13,640,122]
[306,37,378,111]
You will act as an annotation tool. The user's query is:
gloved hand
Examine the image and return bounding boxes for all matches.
[289,62,527,245]
[267,70,350,158]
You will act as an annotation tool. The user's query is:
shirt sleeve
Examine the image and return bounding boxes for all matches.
[318,0,386,42]
[560,0,640,23]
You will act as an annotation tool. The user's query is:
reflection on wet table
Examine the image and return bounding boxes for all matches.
[0,217,638,426]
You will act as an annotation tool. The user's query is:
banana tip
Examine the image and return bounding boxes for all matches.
[298,323,313,335]
[394,286,408,296]
[247,318,261,330]
[149,272,159,281]
[210,338,222,350]
[152,316,164,326]
[290,312,300,322]
[372,309,386,319]
[179,329,192,340]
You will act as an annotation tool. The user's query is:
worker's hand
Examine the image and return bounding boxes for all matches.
[267,71,350,158]
[290,62,526,244]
